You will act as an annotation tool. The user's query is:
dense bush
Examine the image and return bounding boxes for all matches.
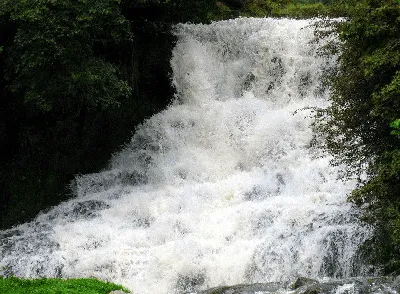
[220,0,357,18]
[316,0,400,273]
[0,0,174,228]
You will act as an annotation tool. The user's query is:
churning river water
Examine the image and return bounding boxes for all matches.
[0,18,375,293]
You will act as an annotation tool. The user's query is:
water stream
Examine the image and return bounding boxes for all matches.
[0,18,373,293]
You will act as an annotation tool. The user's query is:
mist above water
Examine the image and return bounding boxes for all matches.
[0,18,370,293]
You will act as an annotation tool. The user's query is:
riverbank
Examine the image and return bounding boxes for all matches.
[0,277,129,294]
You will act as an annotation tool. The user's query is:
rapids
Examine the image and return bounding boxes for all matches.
[0,18,372,293]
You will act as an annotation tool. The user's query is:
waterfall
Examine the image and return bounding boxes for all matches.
[0,18,371,293]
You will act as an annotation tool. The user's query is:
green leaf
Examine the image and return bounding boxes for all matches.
[390,119,400,130]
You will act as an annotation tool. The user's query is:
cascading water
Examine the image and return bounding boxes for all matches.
[1,18,373,293]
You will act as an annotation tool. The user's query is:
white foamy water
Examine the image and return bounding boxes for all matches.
[0,18,370,293]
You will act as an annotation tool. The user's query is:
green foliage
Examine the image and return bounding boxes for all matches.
[206,0,335,21]
[162,0,220,23]
[316,0,400,272]
[0,0,140,228]
[121,0,221,23]
[224,0,359,18]
[0,277,129,294]
[391,119,400,136]
[241,0,275,17]
[210,2,238,21]
[270,2,329,18]
[1,0,131,114]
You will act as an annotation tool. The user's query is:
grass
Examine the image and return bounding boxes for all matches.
[0,277,130,294]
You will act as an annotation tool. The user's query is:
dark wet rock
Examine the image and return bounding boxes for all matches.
[291,277,319,290]
[194,276,400,294]
[119,171,148,186]
[243,73,256,91]
[68,200,110,219]
[177,273,206,293]
[73,170,148,198]
[198,282,284,294]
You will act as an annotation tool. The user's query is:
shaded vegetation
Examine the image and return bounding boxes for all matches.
[0,0,180,228]
[0,0,137,228]
[213,0,362,19]
[315,0,400,273]
[0,277,129,294]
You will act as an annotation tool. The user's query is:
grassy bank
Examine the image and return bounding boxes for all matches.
[0,277,129,294]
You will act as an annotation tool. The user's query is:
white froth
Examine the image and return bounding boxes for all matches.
[0,18,370,294]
